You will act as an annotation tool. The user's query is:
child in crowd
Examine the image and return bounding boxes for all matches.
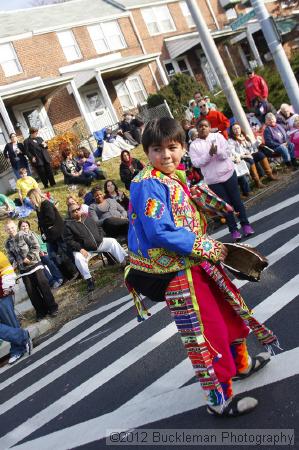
[125,117,277,417]
[16,167,39,209]
[77,147,106,180]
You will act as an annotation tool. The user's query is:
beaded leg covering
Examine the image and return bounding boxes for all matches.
[165,270,225,406]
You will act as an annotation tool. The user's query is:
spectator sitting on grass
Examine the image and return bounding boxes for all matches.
[264,113,298,171]
[104,180,129,211]
[63,203,128,292]
[78,187,94,206]
[16,167,40,209]
[0,194,16,219]
[77,147,106,180]
[60,148,93,186]
[89,186,129,239]
[66,194,89,218]
[119,150,144,190]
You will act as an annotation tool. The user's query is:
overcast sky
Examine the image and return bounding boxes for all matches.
[0,0,59,10]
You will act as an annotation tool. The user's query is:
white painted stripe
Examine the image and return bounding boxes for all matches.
[0,293,132,377]
[0,302,166,414]
[2,274,298,446]
[121,274,299,409]
[0,320,176,450]
[243,217,299,248]
[213,193,299,239]
[125,359,192,407]
[0,295,134,390]
[13,347,299,450]
[234,234,299,289]
[253,275,299,324]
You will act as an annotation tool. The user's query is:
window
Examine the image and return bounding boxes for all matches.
[114,76,147,110]
[142,6,176,36]
[164,57,193,79]
[179,1,195,28]
[88,21,126,54]
[57,30,81,62]
[0,43,22,77]
[225,8,238,20]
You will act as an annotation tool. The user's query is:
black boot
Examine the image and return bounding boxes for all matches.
[291,159,299,170]
[86,278,95,292]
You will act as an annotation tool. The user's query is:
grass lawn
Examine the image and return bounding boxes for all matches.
[0,145,146,252]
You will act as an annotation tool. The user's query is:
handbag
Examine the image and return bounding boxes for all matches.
[234,159,250,177]
[222,242,268,282]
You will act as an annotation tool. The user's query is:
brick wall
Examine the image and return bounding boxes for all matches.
[45,86,83,134]
[0,17,143,87]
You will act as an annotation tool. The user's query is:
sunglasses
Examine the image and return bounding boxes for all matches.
[70,208,80,213]
[199,104,207,108]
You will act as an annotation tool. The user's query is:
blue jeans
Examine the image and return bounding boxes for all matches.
[41,254,63,284]
[275,143,295,162]
[0,295,28,356]
[209,171,249,232]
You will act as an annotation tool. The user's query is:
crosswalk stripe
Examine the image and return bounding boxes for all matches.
[13,347,299,450]
[124,274,299,409]
[0,321,176,449]
[0,293,132,377]
[1,273,298,445]
[0,303,165,414]
[234,234,299,288]
[244,217,299,248]
[0,296,133,390]
[213,193,299,239]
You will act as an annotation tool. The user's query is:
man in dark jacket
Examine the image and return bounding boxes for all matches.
[24,127,55,189]
[63,204,127,291]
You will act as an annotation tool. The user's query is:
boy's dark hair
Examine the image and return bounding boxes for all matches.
[142,118,185,154]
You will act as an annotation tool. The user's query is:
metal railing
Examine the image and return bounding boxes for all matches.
[0,151,10,174]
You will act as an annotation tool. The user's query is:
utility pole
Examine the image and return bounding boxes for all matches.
[186,0,254,139]
[251,0,299,113]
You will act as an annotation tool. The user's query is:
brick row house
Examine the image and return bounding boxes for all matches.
[0,0,298,150]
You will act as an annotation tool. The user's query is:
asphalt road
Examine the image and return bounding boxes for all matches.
[0,174,298,450]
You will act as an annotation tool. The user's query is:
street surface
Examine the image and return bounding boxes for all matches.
[0,175,298,450]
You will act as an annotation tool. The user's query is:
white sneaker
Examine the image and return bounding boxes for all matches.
[52,279,63,289]
[8,353,24,365]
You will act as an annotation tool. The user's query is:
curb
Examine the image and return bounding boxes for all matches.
[0,319,52,360]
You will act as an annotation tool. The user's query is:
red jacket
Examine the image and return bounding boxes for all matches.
[244,75,269,109]
[197,110,230,139]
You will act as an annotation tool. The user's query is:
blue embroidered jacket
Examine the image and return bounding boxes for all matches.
[128,165,223,274]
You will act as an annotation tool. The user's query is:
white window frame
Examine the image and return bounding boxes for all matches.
[141,5,176,36]
[87,21,126,55]
[179,1,195,28]
[57,30,82,62]
[114,75,147,111]
[0,42,22,77]
[164,56,194,80]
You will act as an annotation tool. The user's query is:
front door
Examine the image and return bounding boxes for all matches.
[81,85,114,131]
[13,99,54,141]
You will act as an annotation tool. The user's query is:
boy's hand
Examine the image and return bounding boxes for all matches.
[219,244,228,262]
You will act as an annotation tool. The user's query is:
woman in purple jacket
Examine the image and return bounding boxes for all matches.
[263,113,298,170]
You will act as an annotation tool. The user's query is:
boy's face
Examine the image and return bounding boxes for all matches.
[147,140,185,176]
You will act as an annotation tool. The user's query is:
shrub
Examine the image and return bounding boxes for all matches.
[47,131,80,169]
[147,73,206,120]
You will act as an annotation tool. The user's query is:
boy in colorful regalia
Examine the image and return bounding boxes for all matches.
[125,118,278,417]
